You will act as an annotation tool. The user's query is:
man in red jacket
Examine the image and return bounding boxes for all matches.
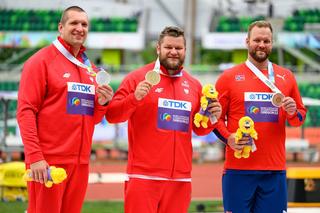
[106,26,222,213]
[17,6,113,213]
[214,20,307,213]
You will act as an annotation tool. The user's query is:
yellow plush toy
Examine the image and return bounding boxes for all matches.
[23,166,67,188]
[234,116,258,159]
[194,84,219,128]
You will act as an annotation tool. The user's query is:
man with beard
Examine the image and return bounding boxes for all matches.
[105,26,222,213]
[214,20,306,213]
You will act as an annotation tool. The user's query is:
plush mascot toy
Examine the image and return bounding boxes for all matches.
[24,166,67,188]
[194,84,219,128]
[234,116,258,159]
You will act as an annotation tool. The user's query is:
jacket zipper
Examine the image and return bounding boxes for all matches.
[170,79,176,178]
[78,66,84,163]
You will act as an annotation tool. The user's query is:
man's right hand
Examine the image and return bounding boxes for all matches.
[134,80,152,101]
[30,160,49,184]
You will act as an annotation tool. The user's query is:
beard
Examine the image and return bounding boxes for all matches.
[159,55,184,72]
[249,48,270,63]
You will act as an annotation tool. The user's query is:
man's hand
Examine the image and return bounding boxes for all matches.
[227,133,250,152]
[282,96,297,115]
[96,85,114,105]
[30,160,49,184]
[207,99,222,120]
[134,80,152,101]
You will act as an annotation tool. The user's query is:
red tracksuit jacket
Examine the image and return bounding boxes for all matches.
[17,38,107,165]
[214,63,307,171]
[106,62,216,179]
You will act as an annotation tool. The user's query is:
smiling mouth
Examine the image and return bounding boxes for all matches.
[256,50,265,53]
[170,58,181,62]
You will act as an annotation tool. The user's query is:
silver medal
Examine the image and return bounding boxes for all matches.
[96,70,111,85]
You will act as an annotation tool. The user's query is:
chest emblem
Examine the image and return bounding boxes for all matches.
[182,80,189,88]
[235,74,245,81]
[63,72,71,78]
[155,88,164,93]
[276,74,286,81]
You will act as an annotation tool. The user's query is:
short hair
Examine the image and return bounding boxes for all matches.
[60,6,86,25]
[158,26,186,45]
[247,20,273,38]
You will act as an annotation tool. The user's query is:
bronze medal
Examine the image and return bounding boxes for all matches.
[271,93,284,107]
[145,70,161,85]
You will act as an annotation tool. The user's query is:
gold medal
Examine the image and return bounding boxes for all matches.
[145,70,161,85]
[271,93,284,107]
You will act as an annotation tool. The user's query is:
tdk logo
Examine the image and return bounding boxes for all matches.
[68,82,95,95]
[159,98,191,111]
[250,94,272,100]
[245,92,273,102]
[72,84,92,93]
[164,100,187,109]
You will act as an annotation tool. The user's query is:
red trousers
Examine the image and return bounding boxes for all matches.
[27,164,88,213]
[125,178,191,213]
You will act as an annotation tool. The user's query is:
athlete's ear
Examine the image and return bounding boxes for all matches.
[156,44,160,55]
[58,22,63,34]
[245,37,249,48]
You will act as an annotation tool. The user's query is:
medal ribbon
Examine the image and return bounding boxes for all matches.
[245,60,281,94]
[154,57,161,73]
[53,39,96,77]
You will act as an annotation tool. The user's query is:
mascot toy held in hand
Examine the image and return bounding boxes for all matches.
[194,84,219,128]
[24,166,67,188]
[234,116,258,159]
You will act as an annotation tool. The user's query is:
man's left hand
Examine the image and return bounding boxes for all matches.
[207,99,222,120]
[96,85,114,105]
[282,96,297,115]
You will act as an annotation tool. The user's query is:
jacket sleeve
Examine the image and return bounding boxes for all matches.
[16,57,46,163]
[105,73,143,123]
[93,98,109,124]
[286,72,307,126]
[212,73,232,144]
[192,115,220,136]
